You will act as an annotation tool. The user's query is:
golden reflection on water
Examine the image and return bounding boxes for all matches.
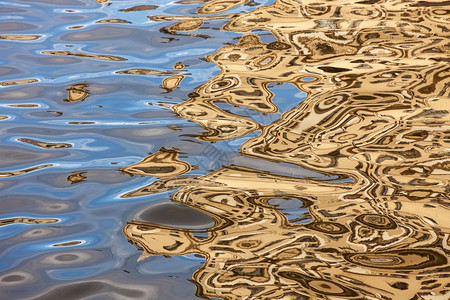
[121,148,193,178]
[0,34,42,41]
[118,5,159,12]
[0,164,54,179]
[0,78,39,87]
[123,0,449,299]
[0,218,58,226]
[64,84,90,103]
[41,50,127,61]
[18,138,72,149]
[67,171,87,184]
[95,19,132,24]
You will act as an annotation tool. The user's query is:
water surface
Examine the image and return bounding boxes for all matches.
[1,0,449,299]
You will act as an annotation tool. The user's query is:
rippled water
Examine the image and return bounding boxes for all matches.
[1,0,449,299]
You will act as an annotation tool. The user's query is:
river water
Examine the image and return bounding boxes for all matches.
[1,0,449,299]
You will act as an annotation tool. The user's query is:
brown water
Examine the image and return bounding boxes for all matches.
[1,0,449,299]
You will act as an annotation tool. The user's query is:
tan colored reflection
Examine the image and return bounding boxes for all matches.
[116,69,172,75]
[52,241,82,247]
[68,121,95,125]
[119,5,158,12]
[95,19,131,24]
[121,148,192,177]
[64,84,89,102]
[0,79,38,87]
[42,51,126,61]
[46,111,63,116]
[124,167,449,299]
[0,164,53,178]
[149,14,236,22]
[168,20,203,32]
[7,104,39,108]
[68,26,85,30]
[173,62,185,70]
[197,0,249,14]
[0,218,58,226]
[169,34,308,141]
[18,138,72,149]
[162,74,185,92]
[122,176,224,198]
[0,35,42,41]
[67,172,87,184]
[125,0,450,299]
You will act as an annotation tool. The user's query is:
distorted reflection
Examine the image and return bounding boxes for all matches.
[18,138,72,149]
[0,34,42,41]
[118,5,158,12]
[168,20,204,32]
[64,84,90,103]
[197,0,250,14]
[173,62,186,70]
[67,172,87,184]
[121,148,192,178]
[124,0,449,299]
[116,69,173,75]
[0,164,53,178]
[0,79,38,87]
[162,75,186,92]
[42,51,126,61]
[0,218,58,226]
[95,19,132,24]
